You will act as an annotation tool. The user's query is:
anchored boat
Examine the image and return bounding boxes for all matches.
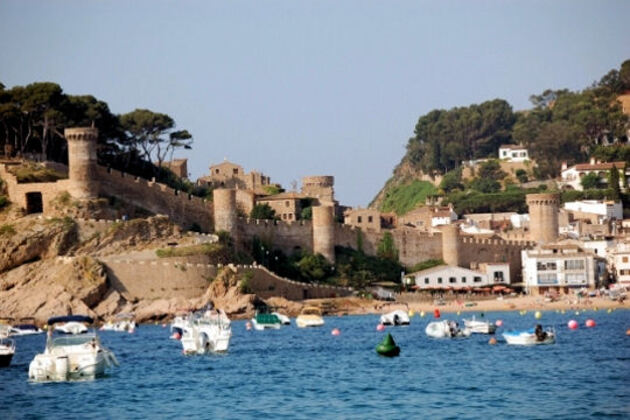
[463,316,497,334]
[503,327,556,345]
[425,320,472,338]
[0,324,15,367]
[380,310,410,326]
[180,309,232,354]
[296,306,325,328]
[101,313,136,332]
[29,315,118,382]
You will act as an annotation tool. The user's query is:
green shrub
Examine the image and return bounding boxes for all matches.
[8,164,66,183]
[0,224,16,236]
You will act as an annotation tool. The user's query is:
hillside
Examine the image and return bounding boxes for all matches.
[370,60,630,213]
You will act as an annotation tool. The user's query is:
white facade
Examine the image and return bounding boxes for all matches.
[521,243,599,293]
[560,161,627,191]
[610,242,630,286]
[510,214,530,229]
[431,209,458,227]
[499,145,529,162]
[564,200,623,220]
[407,264,510,290]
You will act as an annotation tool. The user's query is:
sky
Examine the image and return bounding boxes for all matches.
[1,1,629,206]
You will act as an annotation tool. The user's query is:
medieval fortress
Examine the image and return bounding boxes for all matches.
[0,127,564,284]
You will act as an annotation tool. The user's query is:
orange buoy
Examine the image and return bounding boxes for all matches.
[488,337,497,345]
[626,329,630,336]
[434,309,441,319]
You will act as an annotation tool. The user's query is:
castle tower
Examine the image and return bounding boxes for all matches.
[213,188,237,240]
[65,127,99,199]
[302,176,335,204]
[441,224,460,267]
[526,193,560,244]
[312,205,335,263]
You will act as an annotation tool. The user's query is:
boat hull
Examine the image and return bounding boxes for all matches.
[0,353,13,367]
[380,310,410,326]
[251,319,281,331]
[296,317,325,328]
[464,319,497,334]
[28,352,108,381]
[503,331,555,346]
[425,321,471,338]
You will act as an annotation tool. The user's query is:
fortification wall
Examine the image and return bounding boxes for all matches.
[0,164,71,213]
[96,166,213,232]
[238,218,313,255]
[458,236,535,282]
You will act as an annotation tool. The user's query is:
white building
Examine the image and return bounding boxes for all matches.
[521,242,602,295]
[560,160,627,191]
[610,242,630,287]
[498,144,529,162]
[564,200,623,221]
[406,263,510,290]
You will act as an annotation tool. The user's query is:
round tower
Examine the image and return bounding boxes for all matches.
[213,188,237,240]
[65,127,99,199]
[526,193,560,244]
[441,224,460,267]
[302,175,335,204]
[312,205,336,263]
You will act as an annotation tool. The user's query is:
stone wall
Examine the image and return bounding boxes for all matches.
[0,164,71,213]
[238,218,313,255]
[458,236,535,282]
[96,166,213,232]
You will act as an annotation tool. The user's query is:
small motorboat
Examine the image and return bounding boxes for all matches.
[503,328,556,346]
[29,315,118,382]
[180,308,232,354]
[54,321,88,335]
[272,312,291,325]
[252,312,281,330]
[0,324,15,367]
[376,333,400,357]
[10,318,44,336]
[463,316,497,334]
[425,320,471,338]
[380,310,410,326]
[101,313,136,332]
[296,306,325,328]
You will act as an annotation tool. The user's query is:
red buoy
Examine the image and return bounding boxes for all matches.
[434,309,441,319]
[376,324,385,332]
[568,320,578,330]
[331,328,340,336]
[585,319,596,328]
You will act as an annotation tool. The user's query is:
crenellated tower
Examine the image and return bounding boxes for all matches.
[526,193,560,244]
[65,127,99,199]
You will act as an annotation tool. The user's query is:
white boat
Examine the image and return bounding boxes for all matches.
[463,316,497,334]
[0,324,15,367]
[296,306,325,328]
[101,313,136,332]
[272,312,291,325]
[9,318,44,336]
[180,309,232,354]
[425,320,472,338]
[29,315,118,382]
[380,310,410,326]
[503,328,556,346]
[251,310,282,330]
[54,321,88,335]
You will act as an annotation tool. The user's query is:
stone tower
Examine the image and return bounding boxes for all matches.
[302,176,335,204]
[526,193,560,244]
[441,224,460,267]
[65,127,99,199]
[312,205,336,263]
[213,188,238,240]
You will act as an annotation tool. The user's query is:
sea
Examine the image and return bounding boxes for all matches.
[1,309,629,419]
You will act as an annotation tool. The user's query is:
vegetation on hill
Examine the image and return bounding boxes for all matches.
[380,180,437,215]
[372,59,630,211]
[7,163,66,183]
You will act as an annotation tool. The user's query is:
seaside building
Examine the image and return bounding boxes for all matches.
[563,200,623,222]
[560,159,627,191]
[610,241,630,287]
[521,241,603,295]
[406,263,511,290]
[498,144,530,162]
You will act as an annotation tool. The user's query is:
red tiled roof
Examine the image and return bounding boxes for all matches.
[573,161,625,171]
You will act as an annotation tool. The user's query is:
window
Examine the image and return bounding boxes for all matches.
[449,277,456,284]
[565,260,584,270]
[424,278,429,284]
[437,277,443,284]
[285,201,290,207]
[566,273,586,284]
[493,271,504,282]
[357,216,362,223]
[537,273,558,285]
[623,257,629,263]
[473,276,482,283]
[368,216,373,223]
[537,261,557,271]
[461,277,466,283]
[215,169,219,174]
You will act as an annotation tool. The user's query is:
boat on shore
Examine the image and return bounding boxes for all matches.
[28,315,118,382]
[425,320,471,338]
[503,328,556,345]
[380,310,410,326]
[463,316,497,334]
[180,308,232,354]
[296,306,325,328]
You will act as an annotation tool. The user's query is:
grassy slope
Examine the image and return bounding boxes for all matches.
[379,180,437,215]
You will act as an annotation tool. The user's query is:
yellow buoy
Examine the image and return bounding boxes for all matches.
[420,311,426,317]
[456,311,461,316]
[535,311,542,319]
[607,309,612,313]
[408,310,415,317]
[575,311,580,316]
[561,310,566,314]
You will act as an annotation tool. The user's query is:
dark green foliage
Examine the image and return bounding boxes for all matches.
[250,203,276,220]
[377,232,399,261]
[470,177,501,193]
[408,258,444,273]
[608,165,621,200]
[561,189,618,203]
[515,169,528,183]
[477,160,507,180]
[580,173,601,190]
[296,254,333,282]
[335,246,404,289]
[439,168,463,192]
[444,189,535,214]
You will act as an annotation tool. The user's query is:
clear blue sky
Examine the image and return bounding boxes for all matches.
[1,1,629,206]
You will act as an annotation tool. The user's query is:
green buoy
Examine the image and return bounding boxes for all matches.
[376,333,400,357]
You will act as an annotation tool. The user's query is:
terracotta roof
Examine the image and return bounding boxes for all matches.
[573,161,625,171]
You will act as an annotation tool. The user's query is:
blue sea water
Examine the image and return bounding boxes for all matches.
[1,310,629,419]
